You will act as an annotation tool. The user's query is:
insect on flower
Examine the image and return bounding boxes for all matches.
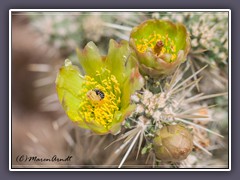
[129,19,191,78]
[87,89,105,102]
[153,40,164,56]
[56,39,143,135]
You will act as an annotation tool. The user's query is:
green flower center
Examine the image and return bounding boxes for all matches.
[136,32,177,62]
[78,69,121,129]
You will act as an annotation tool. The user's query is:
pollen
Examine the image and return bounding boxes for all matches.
[78,69,121,130]
[136,32,177,62]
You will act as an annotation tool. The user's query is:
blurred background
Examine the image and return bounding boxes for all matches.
[11,11,229,168]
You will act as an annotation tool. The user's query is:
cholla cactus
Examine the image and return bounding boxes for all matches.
[105,12,228,91]
[113,64,226,167]
[152,12,228,67]
[27,12,228,168]
[82,13,105,42]
[29,12,83,55]
[28,12,142,57]
[188,12,228,66]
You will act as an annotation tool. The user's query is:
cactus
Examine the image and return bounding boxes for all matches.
[26,12,228,168]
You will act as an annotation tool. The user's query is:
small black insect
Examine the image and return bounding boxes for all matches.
[93,89,105,100]
[87,88,105,102]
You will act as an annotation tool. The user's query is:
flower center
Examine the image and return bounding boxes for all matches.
[78,69,121,129]
[136,32,177,62]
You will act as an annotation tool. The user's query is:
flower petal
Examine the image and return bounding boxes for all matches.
[110,105,136,135]
[76,41,104,77]
[105,39,131,84]
[56,60,88,129]
[121,65,143,109]
[175,23,189,51]
[82,120,109,135]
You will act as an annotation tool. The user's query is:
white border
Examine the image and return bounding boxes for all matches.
[9,9,231,171]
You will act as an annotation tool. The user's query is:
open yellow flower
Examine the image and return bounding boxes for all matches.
[56,40,143,135]
[130,19,191,78]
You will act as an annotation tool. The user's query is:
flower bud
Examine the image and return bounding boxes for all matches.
[153,124,193,162]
